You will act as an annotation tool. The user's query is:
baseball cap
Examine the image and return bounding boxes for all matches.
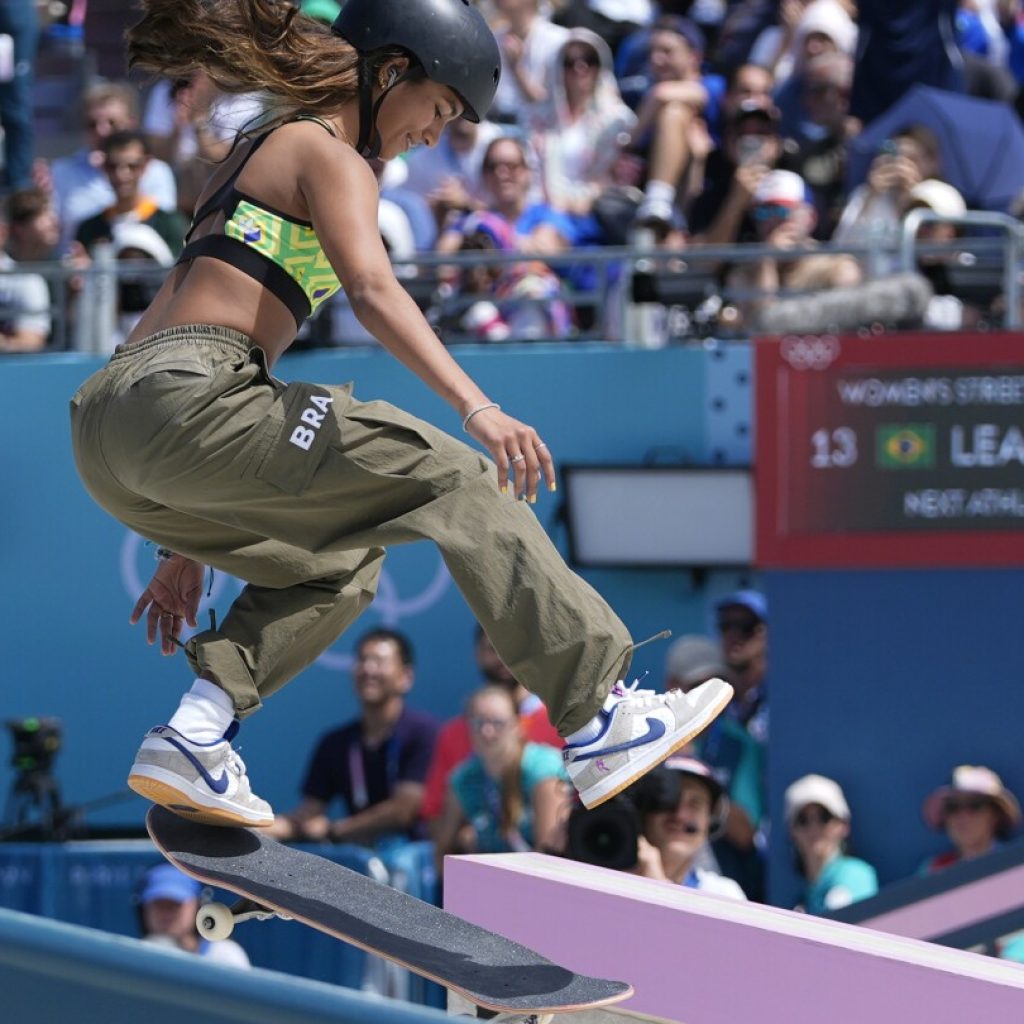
[111,222,175,267]
[907,180,967,219]
[139,864,202,905]
[662,754,725,805]
[753,170,811,209]
[715,589,767,623]
[664,634,728,688]
[652,15,705,55]
[732,99,780,128]
[784,774,851,825]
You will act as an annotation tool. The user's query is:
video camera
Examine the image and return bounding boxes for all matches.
[565,759,728,872]
[566,792,645,871]
[6,717,62,777]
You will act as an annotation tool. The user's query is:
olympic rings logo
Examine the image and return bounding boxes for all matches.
[779,334,840,371]
[120,532,453,672]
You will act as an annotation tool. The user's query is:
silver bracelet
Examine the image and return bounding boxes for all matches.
[462,402,500,432]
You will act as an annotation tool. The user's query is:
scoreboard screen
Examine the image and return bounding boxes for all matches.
[755,332,1024,568]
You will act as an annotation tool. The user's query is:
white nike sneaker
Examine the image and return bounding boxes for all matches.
[127,721,274,827]
[563,678,733,809]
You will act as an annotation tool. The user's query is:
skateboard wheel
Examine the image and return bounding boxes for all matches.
[196,901,234,941]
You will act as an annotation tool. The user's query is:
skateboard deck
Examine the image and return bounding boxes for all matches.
[146,807,633,1015]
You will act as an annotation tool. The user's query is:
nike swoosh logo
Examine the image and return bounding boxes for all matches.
[569,716,667,761]
[165,737,231,794]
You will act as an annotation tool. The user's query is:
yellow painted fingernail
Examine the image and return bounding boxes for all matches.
[501,486,508,495]
[529,495,537,505]
[549,482,558,493]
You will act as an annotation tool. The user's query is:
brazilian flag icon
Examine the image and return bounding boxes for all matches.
[876,424,936,469]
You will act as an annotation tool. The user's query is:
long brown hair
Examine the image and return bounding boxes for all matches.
[467,685,525,838]
[126,0,409,130]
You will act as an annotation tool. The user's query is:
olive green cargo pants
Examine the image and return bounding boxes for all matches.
[69,325,632,734]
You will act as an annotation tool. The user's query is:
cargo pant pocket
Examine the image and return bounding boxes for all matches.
[253,380,351,496]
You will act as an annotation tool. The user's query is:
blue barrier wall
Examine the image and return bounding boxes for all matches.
[0,343,754,829]
[0,906,448,1024]
[2,339,1020,907]
[765,568,1024,905]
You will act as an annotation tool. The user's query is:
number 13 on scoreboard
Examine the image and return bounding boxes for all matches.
[810,427,858,468]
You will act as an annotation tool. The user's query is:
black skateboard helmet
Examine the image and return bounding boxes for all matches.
[332,0,501,156]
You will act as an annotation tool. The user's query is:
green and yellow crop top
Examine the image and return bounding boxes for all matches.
[177,116,342,328]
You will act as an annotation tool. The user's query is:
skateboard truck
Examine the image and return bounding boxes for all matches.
[196,896,292,941]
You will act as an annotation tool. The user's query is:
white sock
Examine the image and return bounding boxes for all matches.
[566,712,605,745]
[168,678,235,743]
[643,180,676,206]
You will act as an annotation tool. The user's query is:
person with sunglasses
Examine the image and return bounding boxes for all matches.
[920,765,1022,873]
[530,30,635,220]
[785,774,878,914]
[433,685,571,869]
[74,131,187,258]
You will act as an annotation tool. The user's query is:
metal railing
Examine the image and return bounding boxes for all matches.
[6,221,1023,354]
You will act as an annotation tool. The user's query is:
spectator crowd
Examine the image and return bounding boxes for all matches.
[6,0,1024,350]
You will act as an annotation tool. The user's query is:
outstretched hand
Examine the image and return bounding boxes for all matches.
[465,406,556,502]
[130,553,205,655]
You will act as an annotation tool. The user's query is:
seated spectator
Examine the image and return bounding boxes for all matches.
[719,62,776,125]
[437,136,578,256]
[786,774,878,914]
[630,755,747,899]
[0,206,53,353]
[434,685,571,865]
[903,179,978,330]
[921,765,1022,872]
[402,117,502,230]
[689,99,783,246]
[75,131,187,258]
[136,863,250,967]
[623,17,719,228]
[7,187,88,352]
[778,51,857,240]
[833,125,952,270]
[108,221,177,349]
[267,629,438,846]
[49,82,178,248]
[489,0,570,125]
[769,0,858,136]
[663,633,765,902]
[531,30,637,219]
[421,625,561,831]
[6,188,60,264]
[447,210,573,340]
[727,168,862,329]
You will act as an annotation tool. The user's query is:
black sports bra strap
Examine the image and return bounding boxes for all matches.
[184,129,278,242]
[292,114,337,136]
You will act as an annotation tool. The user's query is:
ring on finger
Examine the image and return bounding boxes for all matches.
[534,442,548,451]
[510,453,525,464]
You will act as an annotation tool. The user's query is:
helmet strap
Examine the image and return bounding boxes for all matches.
[355,62,417,161]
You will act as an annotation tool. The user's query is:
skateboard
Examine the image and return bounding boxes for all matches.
[146,807,633,1019]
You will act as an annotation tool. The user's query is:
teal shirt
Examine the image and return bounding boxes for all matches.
[451,742,568,853]
[804,855,879,915]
